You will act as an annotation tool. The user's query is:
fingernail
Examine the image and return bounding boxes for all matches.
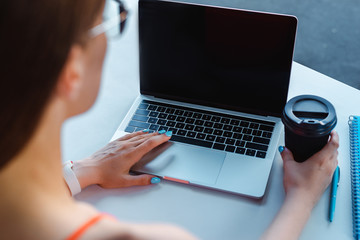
[142,129,149,133]
[158,130,166,134]
[165,131,173,137]
[278,146,285,153]
[151,177,161,184]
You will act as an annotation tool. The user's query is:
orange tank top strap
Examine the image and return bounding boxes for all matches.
[66,213,117,240]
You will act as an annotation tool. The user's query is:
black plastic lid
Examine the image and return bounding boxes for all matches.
[282,95,337,137]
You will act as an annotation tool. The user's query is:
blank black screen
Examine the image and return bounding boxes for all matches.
[139,0,297,117]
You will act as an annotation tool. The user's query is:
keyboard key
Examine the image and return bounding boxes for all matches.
[194,126,204,132]
[225,139,235,145]
[262,131,272,138]
[233,127,243,133]
[135,127,144,132]
[211,116,220,122]
[213,143,225,151]
[149,124,159,131]
[236,147,246,154]
[206,135,216,141]
[125,126,135,133]
[148,117,157,124]
[193,113,202,119]
[138,103,148,109]
[249,123,259,129]
[157,106,166,112]
[195,120,204,126]
[185,118,195,124]
[158,113,168,119]
[202,114,211,120]
[253,136,270,145]
[174,109,184,115]
[148,105,157,110]
[246,142,268,151]
[149,130,155,133]
[168,128,178,134]
[220,118,230,124]
[230,119,240,126]
[149,112,159,117]
[256,151,266,158]
[223,131,233,138]
[170,135,212,148]
[243,135,253,141]
[167,115,177,121]
[235,140,245,147]
[225,145,236,152]
[242,128,252,134]
[246,149,256,156]
[204,121,214,127]
[177,130,187,136]
[204,128,214,134]
[214,130,223,136]
[196,133,206,139]
[132,115,148,122]
[165,108,175,114]
[186,131,196,138]
[184,111,193,117]
[233,133,243,140]
[129,120,150,129]
[185,124,195,131]
[259,125,274,132]
[215,137,225,143]
[166,121,176,127]
[253,130,262,136]
[176,116,186,122]
[240,121,249,127]
[214,123,223,129]
[223,125,232,131]
[136,109,150,116]
[157,119,167,125]
[159,126,169,131]
[175,122,185,129]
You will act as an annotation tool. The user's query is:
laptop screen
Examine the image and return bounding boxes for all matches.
[139,0,297,117]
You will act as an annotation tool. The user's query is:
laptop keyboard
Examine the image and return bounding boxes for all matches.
[124,100,275,158]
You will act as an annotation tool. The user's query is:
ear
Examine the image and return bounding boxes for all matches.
[56,45,85,101]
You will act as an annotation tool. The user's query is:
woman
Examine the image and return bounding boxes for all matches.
[0,0,339,239]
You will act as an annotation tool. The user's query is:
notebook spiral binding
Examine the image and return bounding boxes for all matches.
[349,115,360,239]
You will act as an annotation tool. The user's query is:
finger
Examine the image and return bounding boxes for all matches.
[123,174,158,187]
[133,133,171,160]
[280,147,295,163]
[116,130,145,141]
[309,131,339,162]
[126,131,159,143]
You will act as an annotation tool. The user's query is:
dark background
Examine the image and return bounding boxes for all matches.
[177,0,360,90]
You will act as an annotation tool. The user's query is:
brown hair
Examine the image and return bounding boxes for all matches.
[0,0,104,169]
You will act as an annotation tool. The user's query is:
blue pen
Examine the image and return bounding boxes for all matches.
[329,166,340,222]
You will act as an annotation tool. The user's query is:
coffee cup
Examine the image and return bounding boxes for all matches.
[281,95,337,162]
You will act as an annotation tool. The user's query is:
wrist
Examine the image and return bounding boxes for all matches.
[72,158,101,189]
[285,188,317,213]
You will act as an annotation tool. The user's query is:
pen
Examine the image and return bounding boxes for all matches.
[329,166,340,222]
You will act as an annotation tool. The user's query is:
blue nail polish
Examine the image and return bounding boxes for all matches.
[158,130,166,134]
[151,177,161,184]
[278,146,285,153]
[165,131,173,137]
[142,129,149,133]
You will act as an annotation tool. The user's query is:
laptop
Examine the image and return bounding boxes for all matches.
[111,0,297,198]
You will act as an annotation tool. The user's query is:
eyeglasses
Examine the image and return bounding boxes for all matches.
[89,0,128,39]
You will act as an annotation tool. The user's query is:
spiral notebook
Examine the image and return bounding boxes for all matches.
[349,116,360,240]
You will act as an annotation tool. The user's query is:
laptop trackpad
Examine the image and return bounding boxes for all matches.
[132,143,226,185]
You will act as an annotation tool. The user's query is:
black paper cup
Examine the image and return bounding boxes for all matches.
[281,95,337,162]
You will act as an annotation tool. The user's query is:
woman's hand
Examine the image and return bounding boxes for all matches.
[262,131,339,240]
[72,130,172,190]
[281,130,339,207]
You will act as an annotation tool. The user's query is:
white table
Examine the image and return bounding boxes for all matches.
[62,1,359,239]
